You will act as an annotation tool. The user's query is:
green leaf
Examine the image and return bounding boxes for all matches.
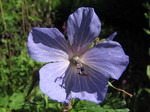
[146,65,150,80]
[28,16,42,22]
[136,88,143,97]
[0,96,9,108]
[88,42,94,49]
[69,99,129,112]
[144,88,150,94]
[9,92,24,110]
[143,28,150,35]
[114,108,130,112]
[144,13,150,19]
[0,108,7,112]
[51,0,61,10]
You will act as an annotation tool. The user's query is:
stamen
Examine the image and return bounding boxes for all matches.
[71,55,89,77]
[77,64,89,77]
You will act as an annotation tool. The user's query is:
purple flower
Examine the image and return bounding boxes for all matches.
[27,7,129,103]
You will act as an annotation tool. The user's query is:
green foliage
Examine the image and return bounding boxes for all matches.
[147,65,150,80]
[69,93,129,112]
[143,2,150,99]
[0,0,130,112]
[143,2,150,35]
[9,92,24,110]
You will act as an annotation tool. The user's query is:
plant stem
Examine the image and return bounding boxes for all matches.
[0,0,7,31]
[22,0,25,34]
[108,81,133,97]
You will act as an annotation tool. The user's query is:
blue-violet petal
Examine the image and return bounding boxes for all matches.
[39,61,69,102]
[67,7,101,54]
[81,40,129,80]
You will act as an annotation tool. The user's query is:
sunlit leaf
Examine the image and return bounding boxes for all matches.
[146,65,150,80]
[9,92,24,110]
[144,28,150,35]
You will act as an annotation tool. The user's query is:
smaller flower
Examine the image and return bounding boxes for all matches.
[27,7,129,104]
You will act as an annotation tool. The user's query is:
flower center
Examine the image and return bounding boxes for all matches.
[71,55,80,64]
[71,55,89,77]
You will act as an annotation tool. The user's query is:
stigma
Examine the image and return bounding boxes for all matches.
[71,55,80,64]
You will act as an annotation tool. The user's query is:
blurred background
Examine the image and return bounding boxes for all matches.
[0,0,149,112]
